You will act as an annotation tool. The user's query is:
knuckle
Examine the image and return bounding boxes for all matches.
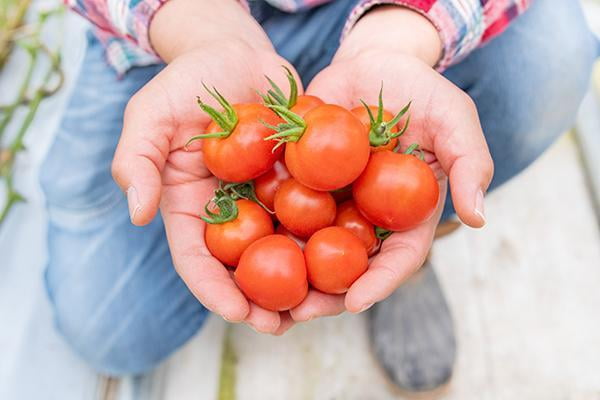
[110,155,125,186]
[461,92,478,115]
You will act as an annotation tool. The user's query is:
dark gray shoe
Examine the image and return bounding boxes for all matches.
[368,262,456,393]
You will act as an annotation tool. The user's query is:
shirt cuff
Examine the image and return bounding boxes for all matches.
[125,0,170,56]
[341,0,484,72]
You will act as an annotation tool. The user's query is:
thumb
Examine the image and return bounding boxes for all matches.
[111,94,170,226]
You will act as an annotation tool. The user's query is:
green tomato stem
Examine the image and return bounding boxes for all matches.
[375,226,393,241]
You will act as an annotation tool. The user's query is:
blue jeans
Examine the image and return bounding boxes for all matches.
[41,0,597,375]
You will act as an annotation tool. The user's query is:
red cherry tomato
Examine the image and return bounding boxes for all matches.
[353,151,439,231]
[334,200,379,256]
[304,227,368,294]
[274,178,336,238]
[291,95,324,117]
[284,104,370,191]
[202,103,283,182]
[275,224,306,249]
[254,160,291,211]
[235,234,308,311]
[351,105,399,152]
[205,199,274,266]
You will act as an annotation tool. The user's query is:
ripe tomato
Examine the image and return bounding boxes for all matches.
[198,102,283,182]
[275,224,306,249]
[205,199,274,266]
[291,95,324,117]
[351,105,399,152]
[282,104,370,191]
[353,151,439,231]
[254,160,291,211]
[304,227,368,294]
[235,234,308,311]
[274,178,336,238]
[334,200,379,256]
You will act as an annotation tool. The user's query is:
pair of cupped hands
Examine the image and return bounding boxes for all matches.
[111,0,493,334]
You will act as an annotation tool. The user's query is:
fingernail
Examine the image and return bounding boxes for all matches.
[127,186,141,224]
[474,189,486,226]
[359,303,374,313]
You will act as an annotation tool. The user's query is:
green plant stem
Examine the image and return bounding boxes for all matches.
[0,0,32,71]
[0,47,61,226]
[0,43,38,140]
[217,325,237,400]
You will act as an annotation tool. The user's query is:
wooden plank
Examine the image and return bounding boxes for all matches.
[232,314,395,400]
[434,134,600,399]
[575,81,600,216]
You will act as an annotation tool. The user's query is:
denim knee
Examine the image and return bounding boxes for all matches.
[492,12,595,184]
[45,246,208,376]
[43,202,208,376]
[441,0,597,220]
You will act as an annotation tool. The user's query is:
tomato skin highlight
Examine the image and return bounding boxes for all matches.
[304,227,368,294]
[285,104,370,191]
[202,103,283,182]
[205,199,274,267]
[351,105,399,152]
[274,178,336,238]
[334,200,379,256]
[291,95,324,117]
[235,235,308,311]
[254,160,291,211]
[353,151,439,231]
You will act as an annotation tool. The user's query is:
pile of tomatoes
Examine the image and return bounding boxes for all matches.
[188,69,439,312]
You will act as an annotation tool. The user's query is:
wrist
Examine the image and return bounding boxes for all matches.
[338,6,442,67]
[149,0,273,62]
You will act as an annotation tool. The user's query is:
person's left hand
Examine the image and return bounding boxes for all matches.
[290,6,494,321]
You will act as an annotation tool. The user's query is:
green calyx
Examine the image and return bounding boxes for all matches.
[222,181,274,214]
[363,85,412,148]
[202,188,239,225]
[259,66,298,109]
[202,181,274,224]
[262,104,306,152]
[375,226,393,241]
[403,142,425,161]
[185,84,238,148]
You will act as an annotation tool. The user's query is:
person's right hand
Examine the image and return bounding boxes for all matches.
[110,0,298,335]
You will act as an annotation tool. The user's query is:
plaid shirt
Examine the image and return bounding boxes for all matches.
[65,0,531,75]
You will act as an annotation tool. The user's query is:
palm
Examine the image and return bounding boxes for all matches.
[114,48,301,333]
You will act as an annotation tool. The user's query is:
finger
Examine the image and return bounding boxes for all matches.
[290,289,346,322]
[429,93,493,228]
[161,178,250,322]
[244,303,281,334]
[112,92,171,226]
[345,179,447,313]
[272,312,295,336]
